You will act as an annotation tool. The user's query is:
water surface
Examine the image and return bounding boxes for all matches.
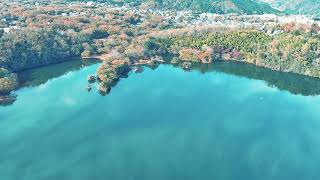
[1,61,320,180]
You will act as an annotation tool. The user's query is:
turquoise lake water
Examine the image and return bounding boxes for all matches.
[1,60,320,180]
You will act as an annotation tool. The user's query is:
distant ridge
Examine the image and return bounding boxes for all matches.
[72,0,280,14]
[259,0,320,17]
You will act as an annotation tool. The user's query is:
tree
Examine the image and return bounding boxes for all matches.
[310,23,320,36]
[81,49,91,58]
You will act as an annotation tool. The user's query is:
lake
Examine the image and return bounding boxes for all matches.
[1,60,320,180]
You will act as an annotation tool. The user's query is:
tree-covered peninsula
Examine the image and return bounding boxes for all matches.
[0,0,320,98]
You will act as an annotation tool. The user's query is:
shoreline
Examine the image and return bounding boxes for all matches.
[13,56,101,73]
[2,58,320,106]
[1,57,100,103]
[9,54,320,80]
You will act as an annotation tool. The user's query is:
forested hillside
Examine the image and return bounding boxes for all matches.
[260,0,320,17]
[73,0,279,14]
[145,0,279,14]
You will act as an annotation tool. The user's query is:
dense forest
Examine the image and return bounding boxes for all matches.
[1,28,85,71]
[145,24,320,77]
[0,28,110,71]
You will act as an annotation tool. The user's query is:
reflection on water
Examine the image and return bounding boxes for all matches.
[190,61,320,96]
[17,58,99,89]
[1,63,320,180]
[4,60,320,106]
[15,60,320,97]
[0,58,99,106]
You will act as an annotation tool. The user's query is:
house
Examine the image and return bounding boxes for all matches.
[3,28,10,33]
[86,1,95,6]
